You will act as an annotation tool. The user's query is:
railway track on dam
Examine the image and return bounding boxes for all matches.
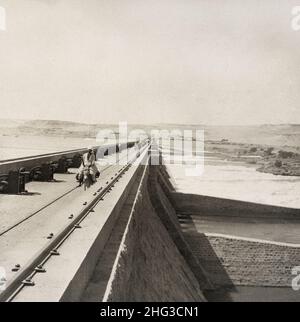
[0,144,142,237]
[0,158,125,238]
[0,143,150,302]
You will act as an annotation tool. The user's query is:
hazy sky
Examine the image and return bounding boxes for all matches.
[0,0,299,125]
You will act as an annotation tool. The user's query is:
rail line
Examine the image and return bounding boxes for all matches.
[0,146,137,237]
[0,164,113,237]
[0,142,149,302]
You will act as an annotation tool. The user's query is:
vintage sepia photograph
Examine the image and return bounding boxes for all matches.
[1,0,300,306]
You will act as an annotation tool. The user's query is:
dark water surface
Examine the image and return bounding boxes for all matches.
[205,286,300,302]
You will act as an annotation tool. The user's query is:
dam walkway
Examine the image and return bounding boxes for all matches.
[0,142,300,302]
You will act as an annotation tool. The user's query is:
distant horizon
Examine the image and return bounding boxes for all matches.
[1,116,300,128]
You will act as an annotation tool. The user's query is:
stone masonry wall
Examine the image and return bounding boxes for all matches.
[190,234,300,288]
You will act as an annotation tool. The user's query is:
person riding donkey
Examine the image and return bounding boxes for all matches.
[77,146,100,186]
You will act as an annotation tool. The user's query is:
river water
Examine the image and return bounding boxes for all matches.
[0,135,97,160]
[165,153,300,302]
[167,157,300,209]
[0,135,115,160]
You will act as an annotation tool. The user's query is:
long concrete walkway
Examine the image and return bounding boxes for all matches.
[0,148,136,283]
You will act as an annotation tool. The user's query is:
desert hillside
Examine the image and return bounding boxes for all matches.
[0,119,300,148]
